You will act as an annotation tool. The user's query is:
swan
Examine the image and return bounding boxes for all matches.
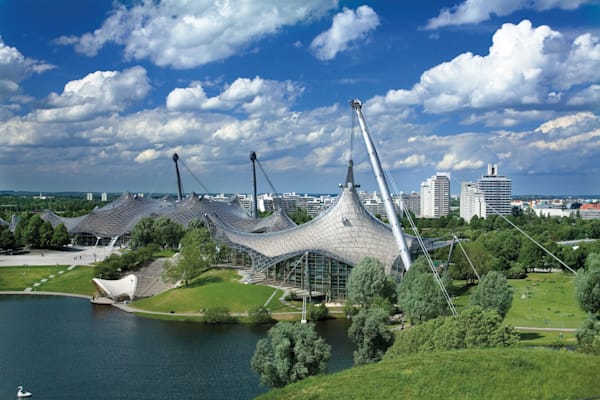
[17,385,32,398]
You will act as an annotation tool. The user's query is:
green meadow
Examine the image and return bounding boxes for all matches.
[132,268,295,314]
[255,348,600,400]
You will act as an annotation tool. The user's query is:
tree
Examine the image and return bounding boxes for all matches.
[38,220,54,248]
[152,216,184,249]
[24,214,44,248]
[448,241,495,283]
[249,306,272,324]
[574,252,600,315]
[251,322,331,388]
[576,315,600,355]
[348,307,395,365]
[130,217,155,249]
[162,227,216,286]
[398,258,449,324]
[347,257,396,308]
[288,208,312,224]
[470,271,513,318]
[51,223,70,248]
[0,224,15,250]
[385,306,518,358]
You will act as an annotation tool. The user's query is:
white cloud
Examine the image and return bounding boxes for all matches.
[393,154,427,168]
[35,66,150,122]
[372,20,600,116]
[0,36,54,101]
[462,109,554,127]
[57,0,337,69]
[535,111,598,133]
[166,76,303,117]
[426,0,592,29]
[134,148,162,163]
[437,153,485,170]
[310,5,380,61]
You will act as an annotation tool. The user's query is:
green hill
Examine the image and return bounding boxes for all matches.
[255,348,600,400]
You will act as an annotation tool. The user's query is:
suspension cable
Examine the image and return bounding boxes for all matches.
[178,158,210,194]
[388,172,458,316]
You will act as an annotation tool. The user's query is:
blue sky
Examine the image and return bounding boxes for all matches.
[1,0,599,196]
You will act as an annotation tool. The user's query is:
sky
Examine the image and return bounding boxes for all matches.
[0,0,599,196]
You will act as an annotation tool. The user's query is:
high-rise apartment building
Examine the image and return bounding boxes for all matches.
[460,182,486,222]
[399,192,421,217]
[477,163,512,215]
[420,172,450,218]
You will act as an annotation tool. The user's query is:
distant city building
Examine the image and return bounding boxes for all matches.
[420,172,450,218]
[86,192,93,201]
[460,182,486,222]
[578,203,600,220]
[477,163,512,216]
[101,192,108,202]
[399,192,420,217]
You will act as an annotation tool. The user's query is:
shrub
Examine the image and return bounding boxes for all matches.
[249,306,272,324]
[309,303,329,321]
[203,306,235,324]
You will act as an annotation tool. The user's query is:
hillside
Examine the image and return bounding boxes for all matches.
[255,348,600,400]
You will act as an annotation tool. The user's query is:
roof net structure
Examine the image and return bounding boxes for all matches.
[41,192,296,242]
[210,161,433,277]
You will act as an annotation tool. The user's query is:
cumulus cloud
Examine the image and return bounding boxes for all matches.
[369,20,600,118]
[535,111,598,133]
[56,0,336,69]
[134,148,162,163]
[0,36,54,101]
[393,154,427,168]
[166,76,303,117]
[426,0,592,29]
[310,5,380,61]
[462,109,554,127]
[34,66,150,122]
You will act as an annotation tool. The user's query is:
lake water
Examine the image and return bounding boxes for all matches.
[0,295,354,399]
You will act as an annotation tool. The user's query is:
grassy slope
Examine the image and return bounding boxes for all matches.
[256,348,600,400]
[132,269,292,313]
[0,265,95,295]
[453,272,586,329]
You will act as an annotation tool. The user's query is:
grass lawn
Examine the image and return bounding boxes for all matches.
[36,266,95,296]
[453,272,587,329]
[0,265,95,295]
[257,347,600,400]
[132,268,295,314]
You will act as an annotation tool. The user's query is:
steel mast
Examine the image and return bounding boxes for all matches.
[351,99,412,271]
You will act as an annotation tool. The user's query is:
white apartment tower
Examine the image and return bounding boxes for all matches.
[420,172,450,218]
[477,163,512,215]
[460,182,487,222]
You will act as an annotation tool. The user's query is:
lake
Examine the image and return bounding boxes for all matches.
[0,295,354,399]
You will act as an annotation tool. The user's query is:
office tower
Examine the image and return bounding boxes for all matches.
[477,163,512,215]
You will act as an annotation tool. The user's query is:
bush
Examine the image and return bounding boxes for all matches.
[576,315,600,355]
[309,303,329,321]
[386,306,518,359]
[203,306,236,324]
[249,306,272,324]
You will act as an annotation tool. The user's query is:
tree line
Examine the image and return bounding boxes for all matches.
[251,249,600,389]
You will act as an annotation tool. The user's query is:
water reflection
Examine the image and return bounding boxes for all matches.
[1,296,353,400]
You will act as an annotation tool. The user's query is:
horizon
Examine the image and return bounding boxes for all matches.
[1,1,599,195]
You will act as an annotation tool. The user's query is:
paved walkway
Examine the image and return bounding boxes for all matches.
[0,246,116,267]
